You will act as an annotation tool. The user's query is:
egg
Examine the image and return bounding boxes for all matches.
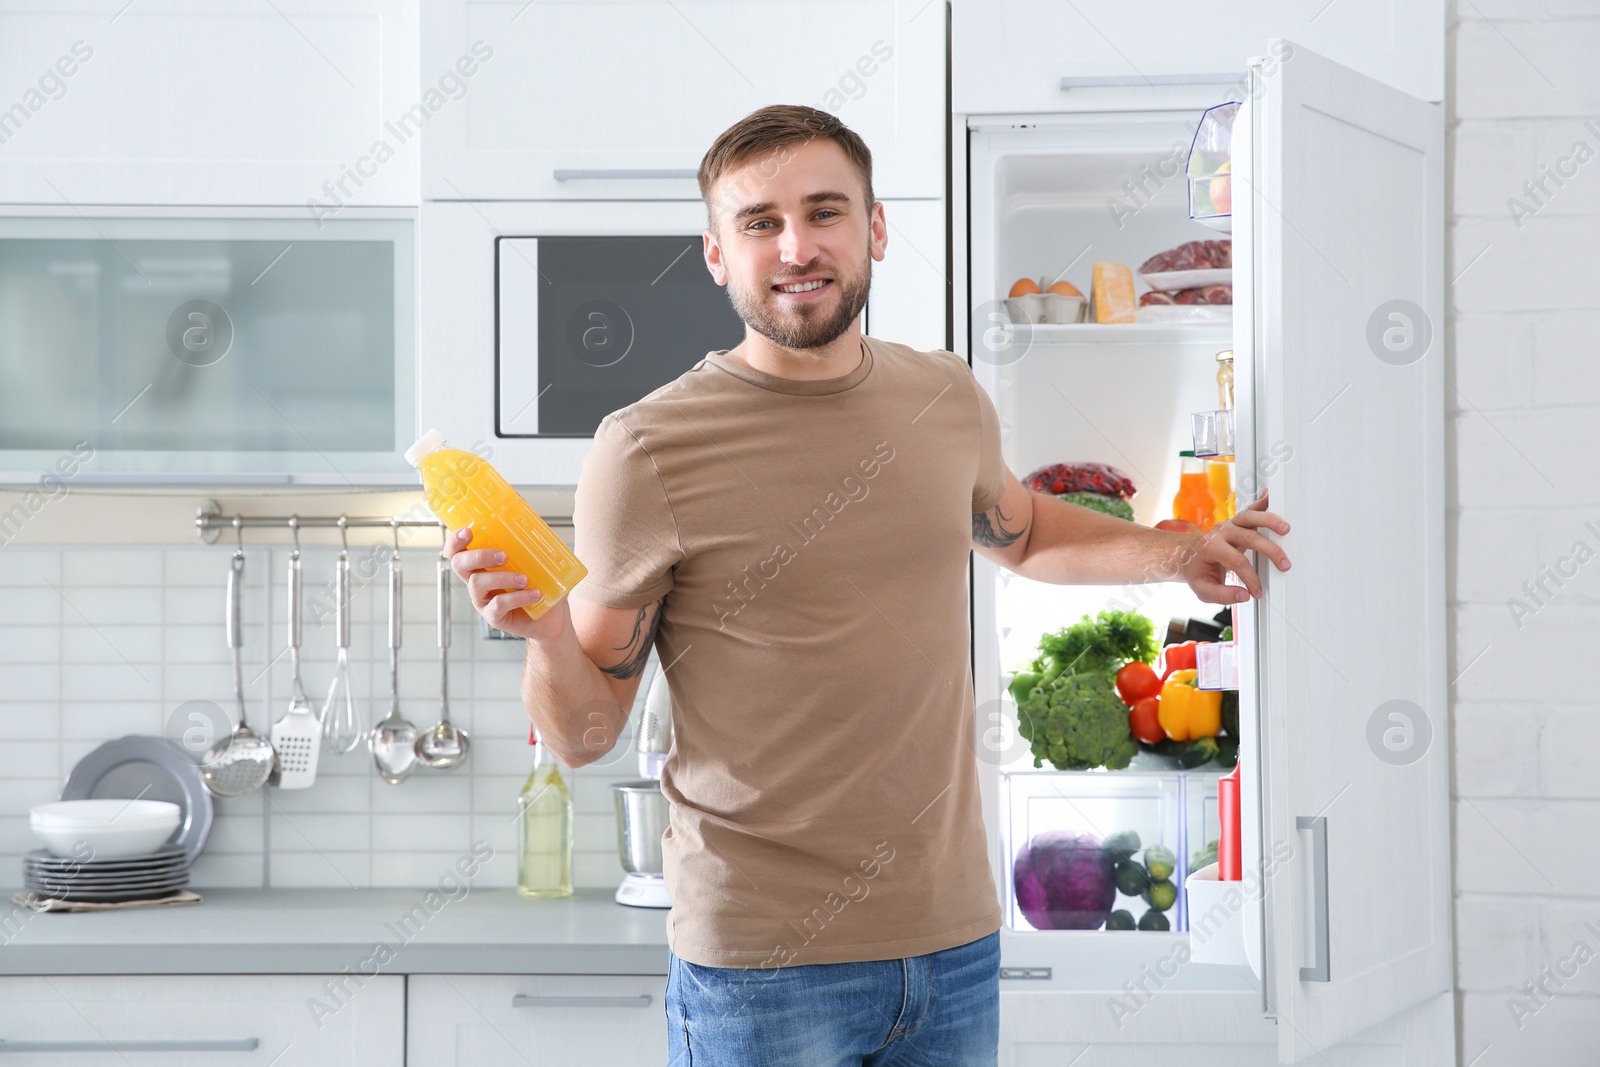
[1047,280,1082,297]
[1008,277,1042,297]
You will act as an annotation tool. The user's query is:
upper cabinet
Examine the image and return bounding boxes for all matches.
[0,0,419,207]
[952,0,1443,113]
[421,0,945,201]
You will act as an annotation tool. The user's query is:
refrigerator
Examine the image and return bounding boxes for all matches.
[958,43,1454,1065]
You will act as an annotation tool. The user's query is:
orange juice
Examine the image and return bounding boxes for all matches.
[405,430,587,620]
[1172,451,1217,531]
[1206,459,1236,523]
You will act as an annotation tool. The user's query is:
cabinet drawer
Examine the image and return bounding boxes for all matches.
[408,974,665,1066]
[0,975,403,1066]
[422,0,943,200]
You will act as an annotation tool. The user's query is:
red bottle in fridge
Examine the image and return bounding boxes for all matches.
[1218,763,1242,881]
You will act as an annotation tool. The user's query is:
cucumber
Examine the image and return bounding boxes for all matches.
[1152,737,1220,769]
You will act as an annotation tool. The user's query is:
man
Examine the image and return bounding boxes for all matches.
[447,104,1291,1066]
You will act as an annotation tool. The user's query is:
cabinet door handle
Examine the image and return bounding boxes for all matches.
[511,994,653,1009]
[64,474,295,485]
[551,168,697,181]
[1296,815,1330,983]
[1057,74,1238,90]
[0,1038,260,1052]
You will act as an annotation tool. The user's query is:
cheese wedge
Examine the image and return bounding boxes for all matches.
[1091,262,1137,324]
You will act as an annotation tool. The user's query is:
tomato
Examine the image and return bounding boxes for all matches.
[1129,696,1165,745]
[1114,661,1162,705]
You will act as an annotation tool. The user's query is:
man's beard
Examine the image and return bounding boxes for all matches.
[726,256,872,352]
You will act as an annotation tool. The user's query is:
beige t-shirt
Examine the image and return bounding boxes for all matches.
[571,335,1006,968]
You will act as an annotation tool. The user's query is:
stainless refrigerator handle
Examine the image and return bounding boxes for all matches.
[1296,815,1330,983]
[0,1037,260,1052]
[551,168,696,181]
[511,994,652,1009]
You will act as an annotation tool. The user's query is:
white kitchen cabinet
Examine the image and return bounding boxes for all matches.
[0,0,418,206]
[964,41,1451,1066]
[952,0,1443,114]
[406,974,666,1065]
[0,208,416,486]
[866,198,948,353]
[0,974,404,1065]
[421,0,944,201]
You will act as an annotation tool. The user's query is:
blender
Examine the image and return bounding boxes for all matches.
[610,666,673,908]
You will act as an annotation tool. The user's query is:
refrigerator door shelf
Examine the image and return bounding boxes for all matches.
[1185,863,1251,966]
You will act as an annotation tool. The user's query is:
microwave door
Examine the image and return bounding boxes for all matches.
[497,237,543,436]
[496,235,743,439]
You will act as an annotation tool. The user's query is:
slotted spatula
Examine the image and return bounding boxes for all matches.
[270,534,321,789]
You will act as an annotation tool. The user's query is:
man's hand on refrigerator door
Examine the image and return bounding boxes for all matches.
[445,525,572,643]
[1177,492,1291,604]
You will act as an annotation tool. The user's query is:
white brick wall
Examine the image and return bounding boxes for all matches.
[1451,1,1600,1060]
[0,545,649,895]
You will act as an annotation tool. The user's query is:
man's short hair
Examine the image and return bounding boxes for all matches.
[697,104,875,228]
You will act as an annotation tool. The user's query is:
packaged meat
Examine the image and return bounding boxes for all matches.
[1090,262,1137,324]
[1139,285,1231,307]
[1022,463,1137,500]
[1138,240,1231,275]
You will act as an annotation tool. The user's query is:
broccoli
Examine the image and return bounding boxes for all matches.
[1010,610,1156,772]
[1016,671,1138,771]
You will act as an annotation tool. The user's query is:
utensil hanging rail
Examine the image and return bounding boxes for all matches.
[194,506,573,542]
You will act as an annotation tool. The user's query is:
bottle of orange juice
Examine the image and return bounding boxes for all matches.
[405,430,587,620]
[1172,450,1218,531]
[1206,459,1236,524]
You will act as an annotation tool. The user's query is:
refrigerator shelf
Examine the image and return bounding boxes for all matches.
[998,322,1231,346]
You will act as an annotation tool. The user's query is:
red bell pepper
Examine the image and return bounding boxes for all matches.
[1159,640,1198,681]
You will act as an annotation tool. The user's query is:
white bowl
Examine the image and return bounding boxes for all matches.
[31,800,180,826]
[30,800,181,859]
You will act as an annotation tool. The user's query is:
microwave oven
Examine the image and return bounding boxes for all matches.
[417,197,946,487]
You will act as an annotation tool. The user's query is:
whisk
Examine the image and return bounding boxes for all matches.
[320,517,362,754]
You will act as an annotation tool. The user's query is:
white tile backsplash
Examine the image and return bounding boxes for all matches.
[0,544,650,893]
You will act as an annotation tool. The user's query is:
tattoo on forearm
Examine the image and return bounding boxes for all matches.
[601,602,663,680]
[972,504,1026,549]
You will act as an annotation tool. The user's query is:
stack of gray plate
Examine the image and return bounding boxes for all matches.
[23,844,190,903]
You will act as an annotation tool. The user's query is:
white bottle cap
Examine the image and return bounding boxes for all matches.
[404,428,446,468]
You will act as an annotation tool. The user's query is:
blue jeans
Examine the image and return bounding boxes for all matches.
[665,932,1000,1066]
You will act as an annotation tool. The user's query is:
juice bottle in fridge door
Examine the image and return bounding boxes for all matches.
[1171,451,1217,531]
[1206,459,1236,524]
[405,429,588,620]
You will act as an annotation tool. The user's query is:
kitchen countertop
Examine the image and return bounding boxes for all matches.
[0,887,669,976]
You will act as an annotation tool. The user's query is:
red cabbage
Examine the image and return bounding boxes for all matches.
[1013,829,1116,930]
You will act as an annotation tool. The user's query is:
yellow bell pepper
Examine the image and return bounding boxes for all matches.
[1157,669,1222,742]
